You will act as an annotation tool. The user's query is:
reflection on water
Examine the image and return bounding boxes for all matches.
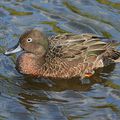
[0,0,120,120]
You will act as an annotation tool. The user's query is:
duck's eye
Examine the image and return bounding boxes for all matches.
[27,38,32,43]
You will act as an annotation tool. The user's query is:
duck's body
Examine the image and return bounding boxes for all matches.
[5,29,120,79]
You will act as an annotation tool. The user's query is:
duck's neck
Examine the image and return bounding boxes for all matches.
[16,53,45,76]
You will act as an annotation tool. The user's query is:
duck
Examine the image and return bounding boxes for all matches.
[5,29,120,79]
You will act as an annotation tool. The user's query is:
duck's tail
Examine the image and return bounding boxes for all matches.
[114,58,120,62]
[112,50,120,63]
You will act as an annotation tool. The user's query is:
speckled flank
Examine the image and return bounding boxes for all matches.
[17,53,104,79]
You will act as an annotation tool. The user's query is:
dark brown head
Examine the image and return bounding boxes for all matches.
[5,29,49,56]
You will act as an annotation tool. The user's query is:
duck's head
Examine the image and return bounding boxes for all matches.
[5,29,49,57]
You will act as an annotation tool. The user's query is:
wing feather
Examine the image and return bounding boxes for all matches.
[48,33,119,63]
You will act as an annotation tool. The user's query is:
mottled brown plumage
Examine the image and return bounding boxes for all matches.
[5,29,120,79]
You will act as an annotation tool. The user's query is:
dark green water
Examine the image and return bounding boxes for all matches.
[0,0,120,120]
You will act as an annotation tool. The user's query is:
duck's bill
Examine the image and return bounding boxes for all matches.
[4,44,23,55]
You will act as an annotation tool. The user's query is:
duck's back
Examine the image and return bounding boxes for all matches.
[41,33,120,79]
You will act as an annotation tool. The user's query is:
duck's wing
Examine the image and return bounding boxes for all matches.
[48,33,120,65]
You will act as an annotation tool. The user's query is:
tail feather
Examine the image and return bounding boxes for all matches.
[114,58,120,63]
[113,51,120,62]
[110,50,120,60]
[103,50,120,65]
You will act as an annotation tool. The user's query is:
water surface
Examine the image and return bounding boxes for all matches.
[0,0,120,120]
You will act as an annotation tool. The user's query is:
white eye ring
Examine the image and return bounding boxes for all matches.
[27,38,32,42]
